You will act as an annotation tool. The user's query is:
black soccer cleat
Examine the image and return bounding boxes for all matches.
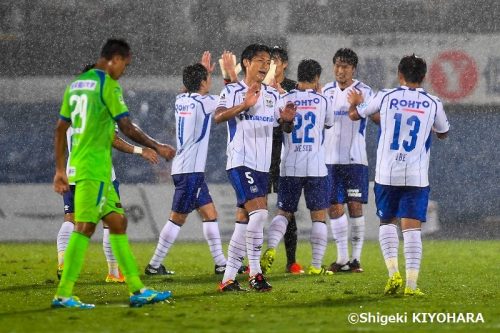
[349,259,364,273]
[238,264,249,275]
[144,264,175,275]
[218,279,247,292]
[248,273,272,292]
[328,261,352,273]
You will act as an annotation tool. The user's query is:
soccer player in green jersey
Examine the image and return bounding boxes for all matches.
[52,39,175,309]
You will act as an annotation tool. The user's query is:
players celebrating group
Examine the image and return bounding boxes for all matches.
[51,39,449,308]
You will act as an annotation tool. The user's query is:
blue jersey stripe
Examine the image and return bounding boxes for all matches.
[114,112,129,121]
[95,181,104,206]
[95,69,107,107]
[59,115,71,123]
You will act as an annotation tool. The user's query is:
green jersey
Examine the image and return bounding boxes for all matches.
[59,69,129,183]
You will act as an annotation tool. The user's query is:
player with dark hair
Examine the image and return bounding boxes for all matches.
[261,46,303,274]
[56,62,159,283]
[52,38,176,308]
[270,46,297,92]
[262,59,334,275]
[57,136,158,282]
[348,54,449,296]
[398,54,427,83]
[145,53,229,276]
[322,48,374,273]
[215,43,296,292]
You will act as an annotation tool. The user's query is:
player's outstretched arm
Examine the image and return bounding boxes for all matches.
[53,119,70,194]
[221,51,239,83]
[117,116,175,161]
[112,135,159,164]
[201,51,216,74]
[214,83,261,124]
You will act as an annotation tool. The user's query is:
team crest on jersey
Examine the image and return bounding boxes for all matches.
[265,96,274,108]
[220,93,226,101]
[250,185,258,193]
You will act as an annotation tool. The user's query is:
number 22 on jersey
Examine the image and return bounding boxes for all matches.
[292,112,316,144]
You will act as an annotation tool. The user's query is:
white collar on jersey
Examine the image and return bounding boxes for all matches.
[291,88,318,93]
[400,85,425,92]
[333,79,359,91]
[239,80,268,89]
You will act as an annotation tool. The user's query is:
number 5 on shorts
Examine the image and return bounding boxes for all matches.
[245,172,254,184]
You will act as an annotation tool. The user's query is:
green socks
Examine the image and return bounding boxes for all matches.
[109,234,144,293]
[56,232,90,298]
[56,232,144,297]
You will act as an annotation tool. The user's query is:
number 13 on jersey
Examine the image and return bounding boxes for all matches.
[390,113,421,152]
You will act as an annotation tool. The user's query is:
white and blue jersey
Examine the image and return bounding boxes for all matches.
[358,85,450,187]
[217,81,281,173]
[171,93,218,175]
[279,89,334,177]
[322,80,373,165]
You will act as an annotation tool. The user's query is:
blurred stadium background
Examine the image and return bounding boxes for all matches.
[0,0,498,239]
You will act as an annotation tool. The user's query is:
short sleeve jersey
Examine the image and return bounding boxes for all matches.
[171,93,218,175]
[217,81,281,172]
[59,69,129,183]
[322,80,373,165]
[280,89,334,177]
[358,85,450,187]
[65,127,117,185]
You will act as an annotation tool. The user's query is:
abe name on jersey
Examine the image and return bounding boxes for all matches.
[358,86,450,187]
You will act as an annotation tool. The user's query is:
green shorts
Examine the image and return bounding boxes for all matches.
[74,179,124,223]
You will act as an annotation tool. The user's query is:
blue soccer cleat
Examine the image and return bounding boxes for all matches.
[129,288,173,307]
[51,296,95,309]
